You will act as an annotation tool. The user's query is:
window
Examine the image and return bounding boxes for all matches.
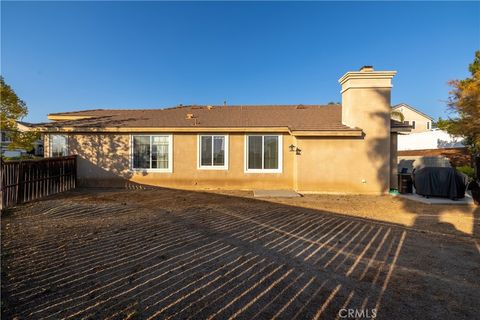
[245,135,282,173]
[132,135,172,172]
[412,121,416,129]
[1,132,11,142]
[427,122,430,130]
[50,134,68,157]
[198,135,228,169]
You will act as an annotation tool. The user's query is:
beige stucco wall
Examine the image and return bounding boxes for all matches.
[45,131,396,194]
[390,133,398,189]
[341,90,392,194]
[44,134,50,157]
[46,133,296,190]
[295,137,386,194]
[394,106,431,133]
[294,117,397,195]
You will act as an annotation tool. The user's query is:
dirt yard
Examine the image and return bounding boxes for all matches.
[1,188,479,320]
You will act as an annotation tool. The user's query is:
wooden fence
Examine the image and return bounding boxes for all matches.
[398,147,471,167]
[0,156,77,210]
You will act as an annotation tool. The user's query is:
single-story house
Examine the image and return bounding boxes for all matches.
[33,66,410,194]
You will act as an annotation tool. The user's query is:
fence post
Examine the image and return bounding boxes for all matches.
[74,155,77,188]
[17,161,24,204]
[0,157,4,212]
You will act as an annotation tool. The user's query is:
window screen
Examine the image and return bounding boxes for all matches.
[50,134,68,157]
[132,135,171,170]
[200,135,226,167]
[247,135,280,171]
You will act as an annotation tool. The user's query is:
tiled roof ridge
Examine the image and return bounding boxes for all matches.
[49,104,341,115]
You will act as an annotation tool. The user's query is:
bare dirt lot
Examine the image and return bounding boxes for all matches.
[1,188,479,320]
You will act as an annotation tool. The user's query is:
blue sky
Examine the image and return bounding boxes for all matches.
[1,1,479,123]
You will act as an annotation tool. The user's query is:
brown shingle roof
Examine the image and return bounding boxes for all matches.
[45,104,359,131]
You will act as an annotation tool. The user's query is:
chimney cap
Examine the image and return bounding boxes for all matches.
[338,67,397,91]
[359,65,374,72]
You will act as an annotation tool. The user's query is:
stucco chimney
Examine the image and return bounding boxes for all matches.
[338,66,396,130]
[338,66,397,193]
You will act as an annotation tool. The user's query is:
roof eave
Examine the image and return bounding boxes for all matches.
[48,115,96,121]
[29,125,363,136]
[289,130,363,137]
[391,125,413,133]
[30,126,292,133]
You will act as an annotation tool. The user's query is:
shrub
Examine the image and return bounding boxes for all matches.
[456,165,475,179]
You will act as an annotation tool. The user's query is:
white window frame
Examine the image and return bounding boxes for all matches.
[197,134,229,170]
[1,132,11,142]
[49,134,69,157]
[130,134,173,173]
[244,134,283,173]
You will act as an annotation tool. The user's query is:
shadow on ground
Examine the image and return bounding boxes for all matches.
[1,186,479,320]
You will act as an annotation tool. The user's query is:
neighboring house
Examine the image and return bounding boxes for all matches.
[398,129,465,151]
[0,131,21,157]
[33,66,410,194]
[392,103,433,133]
[391,105,467,173]
[0,130,44,157]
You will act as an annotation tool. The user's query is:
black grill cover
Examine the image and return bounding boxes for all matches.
[413,167,468,199]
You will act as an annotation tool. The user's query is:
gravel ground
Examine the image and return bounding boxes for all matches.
[1,188,479,320]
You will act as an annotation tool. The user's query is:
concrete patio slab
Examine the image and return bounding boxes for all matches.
[397,192,475,205]
[253,189,301,198]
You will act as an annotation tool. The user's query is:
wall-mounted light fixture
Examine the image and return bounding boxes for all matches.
[289,144,301,155]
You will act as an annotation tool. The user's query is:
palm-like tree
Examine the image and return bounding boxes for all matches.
[391,110,405,122]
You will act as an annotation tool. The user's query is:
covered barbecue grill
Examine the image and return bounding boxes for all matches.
[412,167,468,200]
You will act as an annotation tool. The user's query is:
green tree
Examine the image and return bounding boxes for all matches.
[0,76,39,152]
[438,51,480,153]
